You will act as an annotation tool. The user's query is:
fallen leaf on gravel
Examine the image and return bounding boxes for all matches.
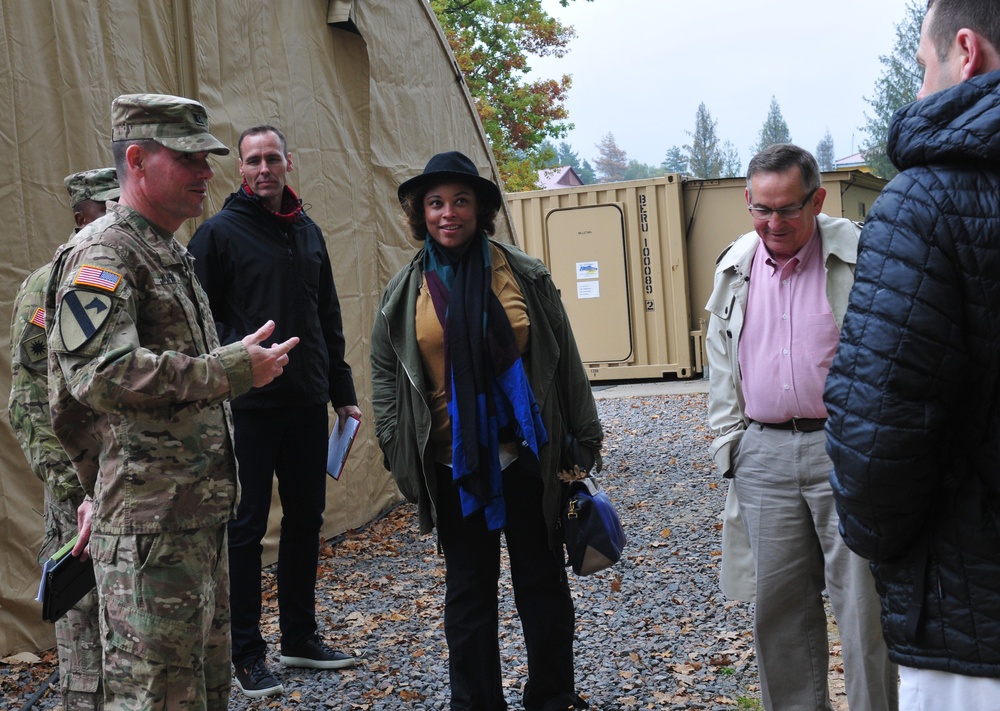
[1,652,41,664]
[362,686,393,700]
[670,659,704,676]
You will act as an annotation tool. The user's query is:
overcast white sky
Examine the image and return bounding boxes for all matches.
[529,0,917,171]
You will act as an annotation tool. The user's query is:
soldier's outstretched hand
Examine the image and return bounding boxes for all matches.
[243,320,299,387]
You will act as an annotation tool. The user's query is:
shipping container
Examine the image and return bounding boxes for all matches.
[507,170,886,381]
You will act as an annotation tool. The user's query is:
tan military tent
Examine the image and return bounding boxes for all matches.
[0,0,514,656]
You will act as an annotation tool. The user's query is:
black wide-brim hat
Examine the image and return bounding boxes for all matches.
[397,151,503,212]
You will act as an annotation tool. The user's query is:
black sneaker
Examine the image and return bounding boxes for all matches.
[279,635,364,670]
[234,655,284,698]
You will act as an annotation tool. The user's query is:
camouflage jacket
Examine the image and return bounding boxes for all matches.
[8,262,85,504]
[46,203,254,535]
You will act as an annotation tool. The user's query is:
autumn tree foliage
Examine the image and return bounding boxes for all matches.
[431,0,591,191]
[594,132,628,182]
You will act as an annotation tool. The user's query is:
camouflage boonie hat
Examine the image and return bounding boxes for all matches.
[111,93,230,155]
[63,168,120,208]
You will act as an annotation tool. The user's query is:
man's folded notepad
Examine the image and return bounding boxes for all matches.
[327,416,360,481]
[37,534,96,623]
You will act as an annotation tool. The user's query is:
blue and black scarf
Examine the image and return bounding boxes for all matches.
[423,233,547,530]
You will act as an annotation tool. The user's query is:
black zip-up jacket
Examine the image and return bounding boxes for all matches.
[825,69,1000,676]
[188,188,356,410]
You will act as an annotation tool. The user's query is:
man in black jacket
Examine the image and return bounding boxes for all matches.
[189,125,363,699]
[825,1,1000,707]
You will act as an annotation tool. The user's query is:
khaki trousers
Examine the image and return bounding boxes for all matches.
[733,423,897,711]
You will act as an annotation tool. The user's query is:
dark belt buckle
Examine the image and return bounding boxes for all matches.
[790,418,824,433]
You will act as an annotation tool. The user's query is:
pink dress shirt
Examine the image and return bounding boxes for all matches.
[739,231,839,423]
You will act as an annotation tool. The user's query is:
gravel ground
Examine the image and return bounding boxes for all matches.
[5,390,853,710]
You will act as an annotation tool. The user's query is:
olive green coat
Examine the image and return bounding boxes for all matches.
[371,240,603,550]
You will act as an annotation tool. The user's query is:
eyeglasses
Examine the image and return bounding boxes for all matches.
[747,188,817,220]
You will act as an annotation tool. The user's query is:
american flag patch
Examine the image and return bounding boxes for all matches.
[30,308,45,329]
[74,265,122,292]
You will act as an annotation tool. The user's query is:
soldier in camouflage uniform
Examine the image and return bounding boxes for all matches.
[45,94,299,711]
[8,167,120,710]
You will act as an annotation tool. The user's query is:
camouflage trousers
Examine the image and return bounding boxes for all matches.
[42,491,102,709]
[89,526,231,711]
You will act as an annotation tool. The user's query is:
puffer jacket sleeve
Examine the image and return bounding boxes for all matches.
[824,172,969,563]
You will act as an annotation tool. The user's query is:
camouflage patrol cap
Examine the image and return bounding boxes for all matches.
[111,93,230,155]
[63,168,121,208]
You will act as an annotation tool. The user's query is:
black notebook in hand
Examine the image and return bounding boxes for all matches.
[37,535,96,623]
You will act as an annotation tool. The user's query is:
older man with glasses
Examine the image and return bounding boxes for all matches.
[705,143,898,711]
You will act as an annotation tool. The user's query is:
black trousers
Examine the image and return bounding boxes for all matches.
[435,461,581,711]
[228,405,328,663]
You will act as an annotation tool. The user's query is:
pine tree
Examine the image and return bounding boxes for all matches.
[577,159,596,185]
[557,142,581,169]
[684,103,723,179]
[594,133,628,182]
[661,145,688,174]
[623,160,653,181]
[721,141,743,178]
[860,0,925,179]
[816,130,836,172]
[753,96,792,154]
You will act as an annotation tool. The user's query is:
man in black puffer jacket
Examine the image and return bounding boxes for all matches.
[825,1,1000,707]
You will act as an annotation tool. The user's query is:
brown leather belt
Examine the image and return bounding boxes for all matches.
[753,418,827,433]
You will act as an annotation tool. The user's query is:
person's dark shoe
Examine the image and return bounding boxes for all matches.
[279,635,365,670]
[234,654,284,698]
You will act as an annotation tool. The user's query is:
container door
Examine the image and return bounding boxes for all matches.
[545,204,632,363]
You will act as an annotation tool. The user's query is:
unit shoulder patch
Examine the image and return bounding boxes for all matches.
[58,290,114,352]
[21,330,47,364]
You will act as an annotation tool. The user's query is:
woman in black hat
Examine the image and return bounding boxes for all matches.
[371,151,602,710]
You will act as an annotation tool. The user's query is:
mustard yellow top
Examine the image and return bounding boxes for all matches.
[416,242,530,464]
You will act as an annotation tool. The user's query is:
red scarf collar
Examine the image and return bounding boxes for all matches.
[241,179,303,225]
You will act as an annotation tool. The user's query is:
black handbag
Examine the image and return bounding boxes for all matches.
[559,433,626,576]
